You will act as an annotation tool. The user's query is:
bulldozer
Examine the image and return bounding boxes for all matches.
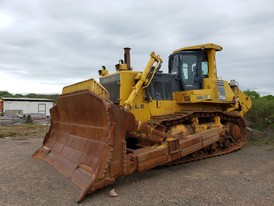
[33,43,252,202]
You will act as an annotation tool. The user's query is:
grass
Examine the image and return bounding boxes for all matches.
[248,135,274,145]
[0,124,49,138]
[247,127,274,150]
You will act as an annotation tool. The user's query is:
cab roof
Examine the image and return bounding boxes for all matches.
[173,43,222,53]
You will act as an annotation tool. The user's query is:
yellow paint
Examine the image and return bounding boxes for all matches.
[115,63,128,71]
[174,43,222,53]
[62,43,251,124]
[62,78,110,101]
[123,52,163,110]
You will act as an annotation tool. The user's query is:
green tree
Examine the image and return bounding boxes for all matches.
[246,94,274,129]
[14,93,24,98]
[244,90,260,99]
[0,91,14,97]
[262,94,274,100]
[25,93,38,98]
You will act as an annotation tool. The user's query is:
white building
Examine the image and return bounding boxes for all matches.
[0,97,54,116]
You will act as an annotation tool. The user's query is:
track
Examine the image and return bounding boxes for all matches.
[152,110,247,165]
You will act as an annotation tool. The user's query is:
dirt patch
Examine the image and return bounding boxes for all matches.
[0,136,274,206]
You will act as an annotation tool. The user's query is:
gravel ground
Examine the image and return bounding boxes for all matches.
[0,137,274,206]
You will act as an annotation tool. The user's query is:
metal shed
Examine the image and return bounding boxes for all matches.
[0,97,54,116]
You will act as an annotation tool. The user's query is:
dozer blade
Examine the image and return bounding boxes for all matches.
[32,90,136,202]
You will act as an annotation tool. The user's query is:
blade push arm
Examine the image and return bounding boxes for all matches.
[124,52,163,110]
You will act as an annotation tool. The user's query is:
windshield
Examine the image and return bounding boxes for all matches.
[168,51,208,90]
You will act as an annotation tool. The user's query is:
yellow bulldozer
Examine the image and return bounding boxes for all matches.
[33,43,252,202]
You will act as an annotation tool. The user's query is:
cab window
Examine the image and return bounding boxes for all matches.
[201,53,209,77]
[181,55,198,85]
[170,55,179,74]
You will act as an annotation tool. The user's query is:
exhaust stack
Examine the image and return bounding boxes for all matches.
[124,47,131,70]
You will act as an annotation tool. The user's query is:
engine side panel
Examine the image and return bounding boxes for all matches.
[145,72,183,100]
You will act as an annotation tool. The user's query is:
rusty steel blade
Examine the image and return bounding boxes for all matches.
[32,90,136,202]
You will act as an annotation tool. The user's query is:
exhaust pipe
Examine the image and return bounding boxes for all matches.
[124,47,131,70]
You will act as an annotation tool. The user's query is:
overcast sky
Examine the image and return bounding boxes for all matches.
[0,0,273,95]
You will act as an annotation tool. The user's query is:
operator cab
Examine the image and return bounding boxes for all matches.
[145,44,222,101]
[168,51,209,91]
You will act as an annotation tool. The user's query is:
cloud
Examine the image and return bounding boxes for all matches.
[0,0,273,94]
